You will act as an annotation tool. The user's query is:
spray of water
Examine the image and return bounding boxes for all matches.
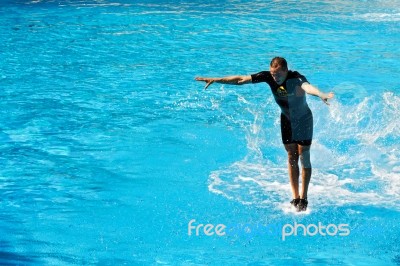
[207,83,400,212]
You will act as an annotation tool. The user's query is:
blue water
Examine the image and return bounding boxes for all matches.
[1,0,400,265]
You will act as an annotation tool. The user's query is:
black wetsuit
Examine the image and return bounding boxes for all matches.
[251,70,313,146]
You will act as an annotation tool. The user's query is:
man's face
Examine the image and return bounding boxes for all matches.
[270,66,288,85]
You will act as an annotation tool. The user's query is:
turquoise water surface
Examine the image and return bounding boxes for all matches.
[1,0,399,265]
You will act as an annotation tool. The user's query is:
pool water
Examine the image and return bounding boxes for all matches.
[0,0,399,265]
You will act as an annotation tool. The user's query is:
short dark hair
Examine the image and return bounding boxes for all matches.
[270,57,288,70]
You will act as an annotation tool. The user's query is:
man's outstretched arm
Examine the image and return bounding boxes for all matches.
[195,75,252,90]
[301,82,334,105]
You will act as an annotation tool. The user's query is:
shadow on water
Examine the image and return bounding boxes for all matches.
[0,241,38,265]
[393,255,400,266]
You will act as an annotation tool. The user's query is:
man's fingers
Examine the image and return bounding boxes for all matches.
[204,81,213,90]
[195,77,213,90]
[321,97,330,105]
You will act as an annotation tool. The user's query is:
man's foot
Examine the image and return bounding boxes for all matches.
[296,198,308,212]
[290,198,300,208]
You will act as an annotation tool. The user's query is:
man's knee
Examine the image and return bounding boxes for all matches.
[299,148,311,168]
[285,144,299,162]
[288,152,299,162]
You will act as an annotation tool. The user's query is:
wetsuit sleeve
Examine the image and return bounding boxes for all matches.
[292,71,308,85]
[251,71,270,84]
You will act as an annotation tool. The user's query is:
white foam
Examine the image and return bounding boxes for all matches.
[357,13,400,22]
[206,89,400,212]
[280,203,311,215]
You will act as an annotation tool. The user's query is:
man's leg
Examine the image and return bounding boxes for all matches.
[298,145,312,199]
[284,143,300,199]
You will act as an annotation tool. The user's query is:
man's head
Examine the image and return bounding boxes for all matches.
[270,57,288,85]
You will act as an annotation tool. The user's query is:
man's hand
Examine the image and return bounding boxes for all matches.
[195,77,215,90]
[319,92,335,105]
[301,83,335,106]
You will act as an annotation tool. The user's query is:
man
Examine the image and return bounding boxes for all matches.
[195,57,334,212]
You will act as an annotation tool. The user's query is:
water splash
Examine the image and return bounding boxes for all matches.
[207,86,400,212]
